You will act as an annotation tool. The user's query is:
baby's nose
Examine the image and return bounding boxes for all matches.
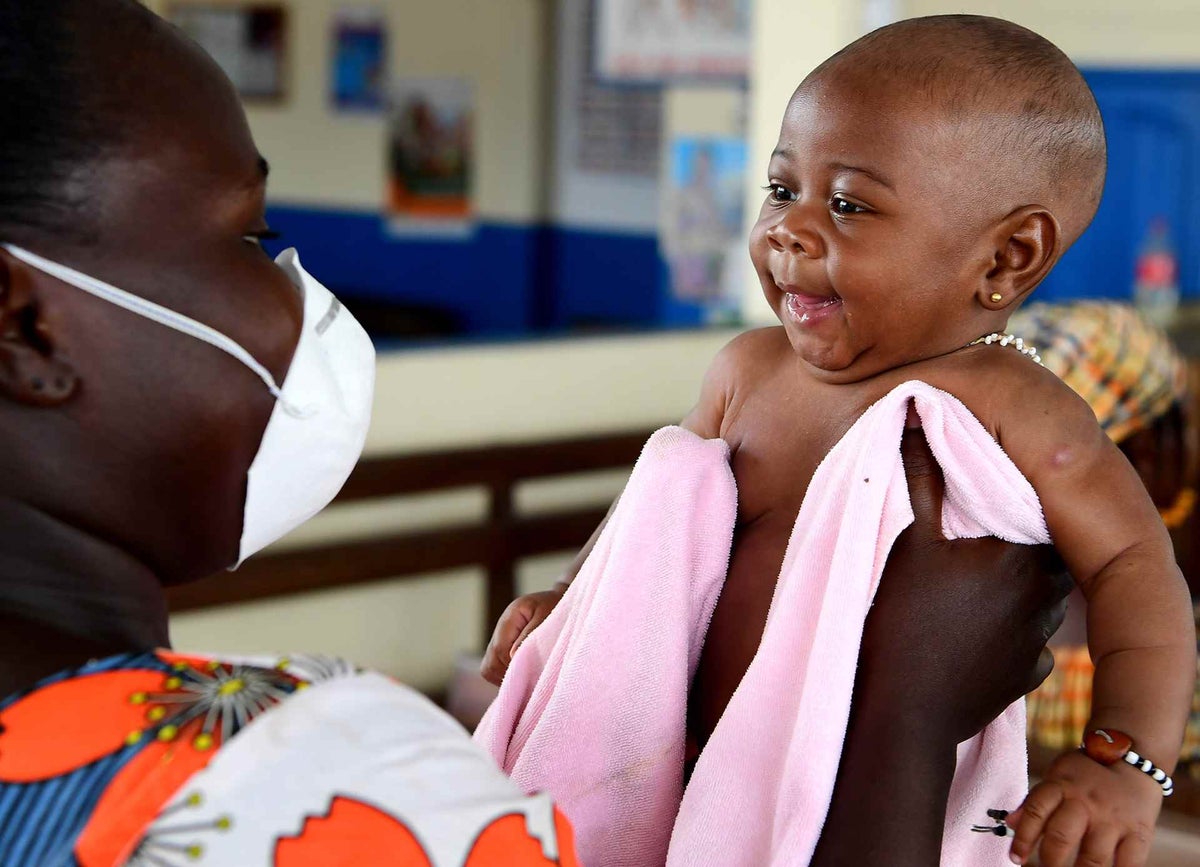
[766,211,824,258]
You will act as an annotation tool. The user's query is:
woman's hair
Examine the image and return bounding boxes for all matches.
[0,0,154,242]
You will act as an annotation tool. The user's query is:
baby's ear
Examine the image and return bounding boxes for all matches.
[979,206,1060,311]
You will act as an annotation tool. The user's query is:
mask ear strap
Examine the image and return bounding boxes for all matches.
[3,243,286,400]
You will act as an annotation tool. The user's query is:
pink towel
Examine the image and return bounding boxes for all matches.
[476,381,1050,866]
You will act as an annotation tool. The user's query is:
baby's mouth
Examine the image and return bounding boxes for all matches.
[790,292,841,311]
[780,286,843,324]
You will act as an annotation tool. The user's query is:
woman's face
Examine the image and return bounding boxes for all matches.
[1,28,303,581]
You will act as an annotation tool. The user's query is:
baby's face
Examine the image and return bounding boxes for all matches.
[750,72,1001,382]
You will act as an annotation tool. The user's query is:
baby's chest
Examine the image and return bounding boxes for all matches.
[725,392,870,524]
[723,363,1006,523]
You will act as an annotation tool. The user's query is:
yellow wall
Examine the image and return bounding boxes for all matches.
[150,0,549,220]
[908,0,1200,66]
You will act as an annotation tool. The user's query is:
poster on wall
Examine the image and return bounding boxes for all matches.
[594,0,750,82]
[169,4,288,101]
[386,78,474,235]
[661,136,747,321]
[331,7,387,112]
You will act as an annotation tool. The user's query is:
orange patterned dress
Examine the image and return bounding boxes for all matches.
[0,651,580,866]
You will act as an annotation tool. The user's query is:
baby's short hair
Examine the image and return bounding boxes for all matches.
[810,15,1106,244]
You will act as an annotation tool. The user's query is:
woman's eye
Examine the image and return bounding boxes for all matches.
[831,197,868,216]
[243,230,282,248]
[764,184,796,204]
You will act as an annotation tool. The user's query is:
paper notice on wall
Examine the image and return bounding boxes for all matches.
[385,78,475,236]
[594,0,750,82]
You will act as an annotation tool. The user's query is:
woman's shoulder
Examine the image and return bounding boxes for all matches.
[0,649,580,865]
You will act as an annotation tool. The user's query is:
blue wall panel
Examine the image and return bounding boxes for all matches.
[1041,70,1200,302]
[265,206,666,335]
[264,207,542,335]
[538,228,663,330]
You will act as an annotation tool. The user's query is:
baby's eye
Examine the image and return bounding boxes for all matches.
[831,196,868,216]
[763,183,797,204]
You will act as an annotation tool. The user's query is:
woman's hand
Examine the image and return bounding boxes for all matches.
[860,418,1072,744]
[812,415,1072,867]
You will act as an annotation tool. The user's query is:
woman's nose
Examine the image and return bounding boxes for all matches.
[765,208,824,258]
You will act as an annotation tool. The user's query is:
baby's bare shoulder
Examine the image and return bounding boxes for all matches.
[705,327,790,388]
[926,348,1116,487]
[683,327,790,438]
[720,326,789,366]
[919,347,1095,441]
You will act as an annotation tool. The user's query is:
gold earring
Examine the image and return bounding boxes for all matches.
[990,293,1003,303]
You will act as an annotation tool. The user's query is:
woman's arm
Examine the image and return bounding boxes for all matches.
[813,421,1071,866]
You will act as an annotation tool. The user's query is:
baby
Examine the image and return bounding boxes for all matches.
[485,15,1197,867]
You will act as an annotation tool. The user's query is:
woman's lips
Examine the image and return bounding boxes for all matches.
[783,290,843,325]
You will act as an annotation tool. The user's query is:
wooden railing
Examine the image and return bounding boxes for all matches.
[166,428,660,643]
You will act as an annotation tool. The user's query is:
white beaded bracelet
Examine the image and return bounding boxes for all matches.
[1123,749,1175,797]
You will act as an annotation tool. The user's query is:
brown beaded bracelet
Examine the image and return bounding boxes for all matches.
[1081,728,1174,797]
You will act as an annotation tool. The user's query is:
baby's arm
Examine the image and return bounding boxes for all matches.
[993,369,1196,865]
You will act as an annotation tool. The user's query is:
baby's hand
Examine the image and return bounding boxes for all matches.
[1008,750,1162,867]
[480,585,567,685]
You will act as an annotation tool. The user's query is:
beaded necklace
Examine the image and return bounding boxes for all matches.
[969,332,1042,365]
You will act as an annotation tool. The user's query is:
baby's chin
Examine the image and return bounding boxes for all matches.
[773,298,861,377]
[783,327,872,383]
[785,326,935,385]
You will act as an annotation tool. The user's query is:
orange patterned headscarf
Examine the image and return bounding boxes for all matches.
[1010,302,1190,445]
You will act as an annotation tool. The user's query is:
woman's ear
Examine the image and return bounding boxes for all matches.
[0,251,79,407]
[978,206,1060,312]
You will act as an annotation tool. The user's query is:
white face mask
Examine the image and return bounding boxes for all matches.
[2,244,376,567]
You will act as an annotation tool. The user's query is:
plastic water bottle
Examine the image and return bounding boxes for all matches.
[1134,217,1180,326]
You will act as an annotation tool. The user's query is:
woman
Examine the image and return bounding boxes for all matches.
[0,2,1067,865]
